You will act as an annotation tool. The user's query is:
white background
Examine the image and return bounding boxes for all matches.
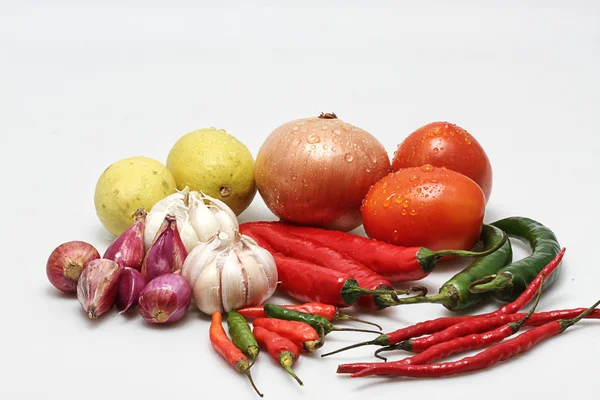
[2,1,599,399]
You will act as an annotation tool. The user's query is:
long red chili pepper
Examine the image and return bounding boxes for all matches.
[321,252,566,357]
[252,318,324,352]
[345,299,600,378]
[236,302,382,330]
[240,221,505,282]
[241,224,407,309]
[492,248,565,315]
[338,285,544,374]
[242,229,414,308]
[253,326,303,386]
[209,312,263,397]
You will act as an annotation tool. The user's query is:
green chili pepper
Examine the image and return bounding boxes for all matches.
[468,217,561,302]
[263,304,381,337]
[227,311,260,365]
[388,225,512,311]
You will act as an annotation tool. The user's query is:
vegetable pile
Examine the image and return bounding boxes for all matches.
[46,115,597,395]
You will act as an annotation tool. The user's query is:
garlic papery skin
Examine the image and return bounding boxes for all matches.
[144,188,239,253]
[181,232,277,315]
[77,259,121,318]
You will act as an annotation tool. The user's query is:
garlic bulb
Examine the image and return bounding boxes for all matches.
[181,231,278,315]
[144,188,239,253]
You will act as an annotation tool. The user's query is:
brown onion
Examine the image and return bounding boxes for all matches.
[255,113,390,231]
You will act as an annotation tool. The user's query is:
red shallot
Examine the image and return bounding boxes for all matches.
[77,259,121,318]
[138,273,192,324]
[46,241,100,293]
[104,208,147,271]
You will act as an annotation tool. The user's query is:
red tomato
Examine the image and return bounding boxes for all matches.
[391,121,493,202]
[361,165,485,251]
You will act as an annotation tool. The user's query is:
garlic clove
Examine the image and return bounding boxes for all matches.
[202,192,239,238]
[77,259,121,318]
[241,235,278,298]
[144,189,199,253]
[104,208,147,271]
[219,250,247,312]
[193,259,223,314]
[115,267,147,313]
[138,273,191,324]
[237,247,271,307]
[188,192,222,242]
[182,234,222,288]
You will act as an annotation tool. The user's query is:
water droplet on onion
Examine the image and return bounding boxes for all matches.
[307,135,321,144]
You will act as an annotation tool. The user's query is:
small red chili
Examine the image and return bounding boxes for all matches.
[253,326,303,386]
[252,318,324,352]
[322,252,565,358]
[209,312,263,397]
[344,299,600,379]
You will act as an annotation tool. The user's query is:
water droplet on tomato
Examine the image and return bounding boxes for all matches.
[395,195,403,204]
[409,209,418,216]
[416,188,422,193]
[410,175,419,182]
[440,147,445,151]
[401,209,408,216]
[370,154,378,163]
[382,182,389,189]
[292,126,299,131]
[333,129,341,135]
[433,147,439,154]
[383,193,395,208]
[403,199,411,208]
[421,165,434,172]
[405,189,411,194]
[307,135,321,144]
[321,125,328,130]
[345,153,354,162]
[393,230,400,240]
[292,138,301,148]
[291,174,297,180]
[311,145,316,150]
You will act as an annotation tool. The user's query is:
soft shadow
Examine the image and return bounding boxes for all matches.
[45,286,77,300]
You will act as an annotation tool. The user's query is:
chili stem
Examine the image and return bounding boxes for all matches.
[321,335,389,357]
[243,370,263,398]
[433,232,508,259]
[469,274,512,293]
[509,275,544,332]
[334,312,383,330]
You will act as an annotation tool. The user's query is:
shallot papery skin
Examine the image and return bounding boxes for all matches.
[141,214,188,281]
[115,267,147,313]
[138,273,191,324]
[46,241,101,293]
[77,259,121,318]
[103,208,147,271]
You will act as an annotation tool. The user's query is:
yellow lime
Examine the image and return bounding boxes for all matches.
[166,127,256,215]
[94,156,177,236]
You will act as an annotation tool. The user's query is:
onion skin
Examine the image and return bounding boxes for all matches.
[255,113,390,231]
[46,241,100,293]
